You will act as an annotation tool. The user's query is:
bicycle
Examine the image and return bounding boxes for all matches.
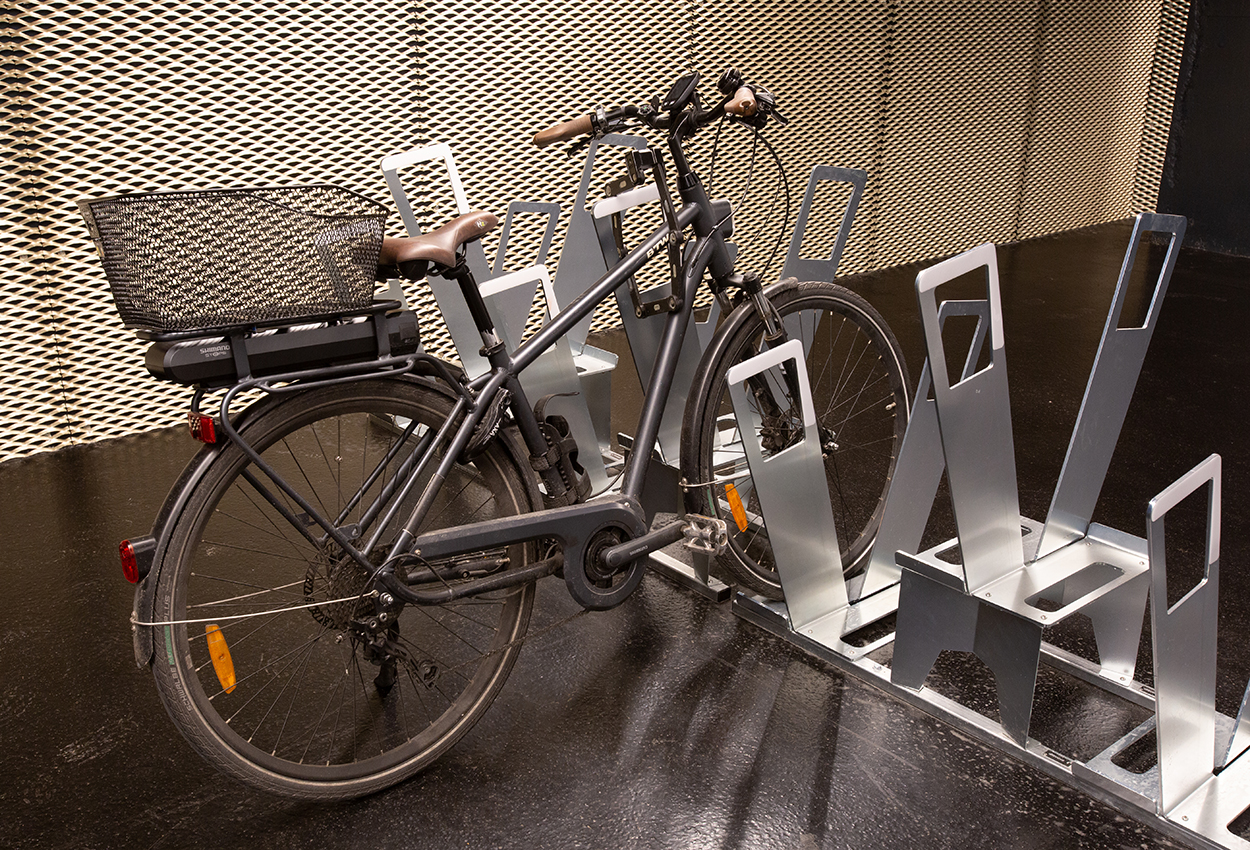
[84,68,910,800]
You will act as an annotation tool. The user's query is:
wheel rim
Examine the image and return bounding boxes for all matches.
[704,291,908,589]
[158,385,533,786]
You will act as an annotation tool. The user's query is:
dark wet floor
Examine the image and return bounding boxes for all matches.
[5,219,1247,849]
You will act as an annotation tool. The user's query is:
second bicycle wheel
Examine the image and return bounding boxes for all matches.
[149,377,536,800]
[681,281,910,599]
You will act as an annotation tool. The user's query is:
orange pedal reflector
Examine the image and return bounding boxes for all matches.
[205,624,237,694]
[725,483,749,533]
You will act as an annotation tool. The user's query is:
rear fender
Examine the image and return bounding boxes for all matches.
[131,391,281,668]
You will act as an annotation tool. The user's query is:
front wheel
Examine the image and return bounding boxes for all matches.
[681,281,911,599]
[149,378,536,800]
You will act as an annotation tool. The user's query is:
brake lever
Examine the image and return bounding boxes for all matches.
[754,89,789,126]
[564,136,594,158]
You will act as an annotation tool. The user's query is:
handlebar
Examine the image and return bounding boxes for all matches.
[531,71,778,149]
[533,113,594,148]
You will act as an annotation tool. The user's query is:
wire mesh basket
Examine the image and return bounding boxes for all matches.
[78,185,389,333]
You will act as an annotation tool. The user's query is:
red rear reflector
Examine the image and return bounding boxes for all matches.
[120,540,140,584]
[188,412,217,444]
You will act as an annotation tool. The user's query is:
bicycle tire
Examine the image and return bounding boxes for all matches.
[150,378,536,800]
[681,281,910,599]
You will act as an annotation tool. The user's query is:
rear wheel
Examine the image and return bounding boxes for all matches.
[681,281,910,598]
[150,378,535,800]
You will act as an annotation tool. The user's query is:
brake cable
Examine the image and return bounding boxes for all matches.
[755,131,792,279]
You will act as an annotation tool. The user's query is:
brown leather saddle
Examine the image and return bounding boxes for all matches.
[377,211,499,280]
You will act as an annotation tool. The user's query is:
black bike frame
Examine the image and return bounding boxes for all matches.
[215,130,741,604]
[388,202,717,561]
[381,134,741,589]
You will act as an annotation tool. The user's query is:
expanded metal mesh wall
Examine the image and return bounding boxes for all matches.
[3,0,1188,461]
[422,0,1189,286]
[2,0,424,462]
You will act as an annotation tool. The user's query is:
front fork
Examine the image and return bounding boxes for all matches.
[733,276,834,458]
[736,274,808,435]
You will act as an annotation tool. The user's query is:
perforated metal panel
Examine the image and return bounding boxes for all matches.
[421,0,1188,287]
[3,0,1188,461]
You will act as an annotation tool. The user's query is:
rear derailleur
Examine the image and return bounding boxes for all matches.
[349,597,438,695]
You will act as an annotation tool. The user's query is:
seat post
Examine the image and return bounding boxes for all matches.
[446,256,505,355]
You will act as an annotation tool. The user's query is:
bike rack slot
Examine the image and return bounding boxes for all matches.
[1036,214,1187,559]
[860,298,991,598]
[1147,454,1221,813]
[381,144,610,490]
[726,338,897,659]
[493,201,561,273]
[733,213,1250,849]
[888,241,1153,746]
[781,166,866,284]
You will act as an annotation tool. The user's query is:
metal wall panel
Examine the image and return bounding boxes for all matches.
[2,0,1188,460]
[3,0,421,461]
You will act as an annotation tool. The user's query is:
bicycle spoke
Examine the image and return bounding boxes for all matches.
[187,576,306,606]
[153,380,536,795]
[215,627,327,713]
[196,537,315,565]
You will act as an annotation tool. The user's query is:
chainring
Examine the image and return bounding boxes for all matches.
[563,522,648,611]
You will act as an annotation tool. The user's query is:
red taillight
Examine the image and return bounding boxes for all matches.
[188,412,217,444]
[120,540,140,583]
[119,537,155,584]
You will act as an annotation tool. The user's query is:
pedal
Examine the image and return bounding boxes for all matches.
[681,515,728,556]
[680,514,727,585]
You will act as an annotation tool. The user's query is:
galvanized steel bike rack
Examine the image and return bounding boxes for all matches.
[383,139,1250,844]
[381,144,611,491]
[733,212,1250,849]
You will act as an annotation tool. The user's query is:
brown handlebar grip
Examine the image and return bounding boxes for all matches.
[533,114,595,147]
[726,86,758,117]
